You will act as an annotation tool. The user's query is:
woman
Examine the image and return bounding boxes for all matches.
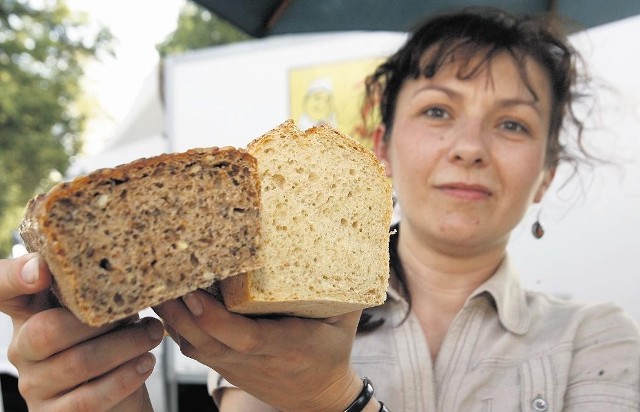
[205,8,640,410]
[1,7,639,412]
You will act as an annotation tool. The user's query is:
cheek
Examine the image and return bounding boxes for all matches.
[500,152,548,204]
[389,124,440,166]
[387,140,439,207]
[388,139,427,183]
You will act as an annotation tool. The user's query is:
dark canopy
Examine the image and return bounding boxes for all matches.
[191,0,640,37]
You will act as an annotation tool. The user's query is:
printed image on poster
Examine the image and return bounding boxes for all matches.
[289,58,384,150]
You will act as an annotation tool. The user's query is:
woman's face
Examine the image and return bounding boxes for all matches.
[375,52,555,254]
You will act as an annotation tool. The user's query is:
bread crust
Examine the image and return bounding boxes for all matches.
[21,147,262,326]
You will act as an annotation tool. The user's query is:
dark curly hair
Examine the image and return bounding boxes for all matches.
[364,6,595,170]
[358,7,598,332]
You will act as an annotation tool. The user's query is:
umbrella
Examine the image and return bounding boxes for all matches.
[191,0,640,37]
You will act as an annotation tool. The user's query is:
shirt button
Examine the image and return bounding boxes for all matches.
[532,395,548,411]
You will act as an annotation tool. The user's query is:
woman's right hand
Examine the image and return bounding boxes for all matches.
[1,253,164,412]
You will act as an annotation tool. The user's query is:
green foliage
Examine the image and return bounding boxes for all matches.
[156,2,250,57]
[0,0,113,257]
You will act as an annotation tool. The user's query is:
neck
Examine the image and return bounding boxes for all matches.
[396,225,506,314]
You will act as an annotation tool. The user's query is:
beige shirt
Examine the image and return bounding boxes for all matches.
[209,256,640,411]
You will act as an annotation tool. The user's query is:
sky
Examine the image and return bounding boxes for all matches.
[65,0,184,154]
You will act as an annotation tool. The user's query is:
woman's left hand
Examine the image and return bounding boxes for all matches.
[153,290,364,411]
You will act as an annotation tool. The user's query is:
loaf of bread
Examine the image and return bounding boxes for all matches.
[220,120,393,318]
[20,120,392,325]
[20,147,262,326]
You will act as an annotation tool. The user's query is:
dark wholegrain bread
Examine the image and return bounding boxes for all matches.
[20,147,262,326]
[220,120,393,318]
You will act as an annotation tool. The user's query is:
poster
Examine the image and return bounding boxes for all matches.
[289,57,383,150]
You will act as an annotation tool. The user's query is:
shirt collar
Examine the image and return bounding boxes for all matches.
[384,248,530,334]
[469,255,530,335]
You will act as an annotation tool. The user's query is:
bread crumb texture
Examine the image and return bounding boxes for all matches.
[221,120,393,318]
[20,147,261,326]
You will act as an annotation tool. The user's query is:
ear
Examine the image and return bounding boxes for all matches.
[373,124,392,177]
[533,167,556,203]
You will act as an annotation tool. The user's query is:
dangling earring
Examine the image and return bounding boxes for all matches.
[532,207,544,239]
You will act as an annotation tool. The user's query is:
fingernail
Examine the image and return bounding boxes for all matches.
[136,353,156,374]
[183,293,203,316]
[146,320,164,341]
[21,255,39,284]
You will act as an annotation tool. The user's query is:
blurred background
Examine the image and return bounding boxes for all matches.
[1,1,640,411]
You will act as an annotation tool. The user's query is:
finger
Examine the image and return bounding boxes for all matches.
[153,298,197,337]
[185,290,362,356]
[153,298,221,357]
[324,310,363,334]
[18,317,164,400]
[45,353,156,412]
[163,322,180,346]
[113,386,154,412]
[181,290,267,355]
[0,253,53,317]
[183,290,325,358]
[13,308,146,362]
[0,253,51,299]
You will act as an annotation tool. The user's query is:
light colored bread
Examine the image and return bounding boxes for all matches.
[20,147,262,326]
[220,120,393,318]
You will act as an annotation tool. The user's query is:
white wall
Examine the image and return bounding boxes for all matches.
[509,15,640,323]
[164,31,407,151]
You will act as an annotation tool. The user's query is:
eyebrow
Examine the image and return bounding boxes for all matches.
[411,85,544,115]
[497,98,544,116]
[410,85,459,99]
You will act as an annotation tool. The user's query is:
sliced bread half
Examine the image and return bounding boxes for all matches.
[20,147,262,326]
[220,120,393,318]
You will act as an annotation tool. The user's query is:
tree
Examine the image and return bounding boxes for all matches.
[156,2,250,57]
[0,0,113,257]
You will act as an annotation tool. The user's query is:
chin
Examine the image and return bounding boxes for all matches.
[428,221,500,248]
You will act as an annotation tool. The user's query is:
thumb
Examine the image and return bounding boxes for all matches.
[0,253,54,319]
[324,309,363,334]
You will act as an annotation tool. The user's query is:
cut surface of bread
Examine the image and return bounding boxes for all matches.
[220,120,393,318]
[20,147,262,326]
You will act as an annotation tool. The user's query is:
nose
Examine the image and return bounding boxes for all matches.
[446,121,489,167]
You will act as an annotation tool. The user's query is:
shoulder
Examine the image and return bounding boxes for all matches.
[524,291,639,380]
[525,290,639,342]
[516,292,640,408]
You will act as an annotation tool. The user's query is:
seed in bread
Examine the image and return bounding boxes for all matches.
[20,147,262,326]
[220,120,393,318]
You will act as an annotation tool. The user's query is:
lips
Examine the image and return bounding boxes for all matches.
[436,182,493,200]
